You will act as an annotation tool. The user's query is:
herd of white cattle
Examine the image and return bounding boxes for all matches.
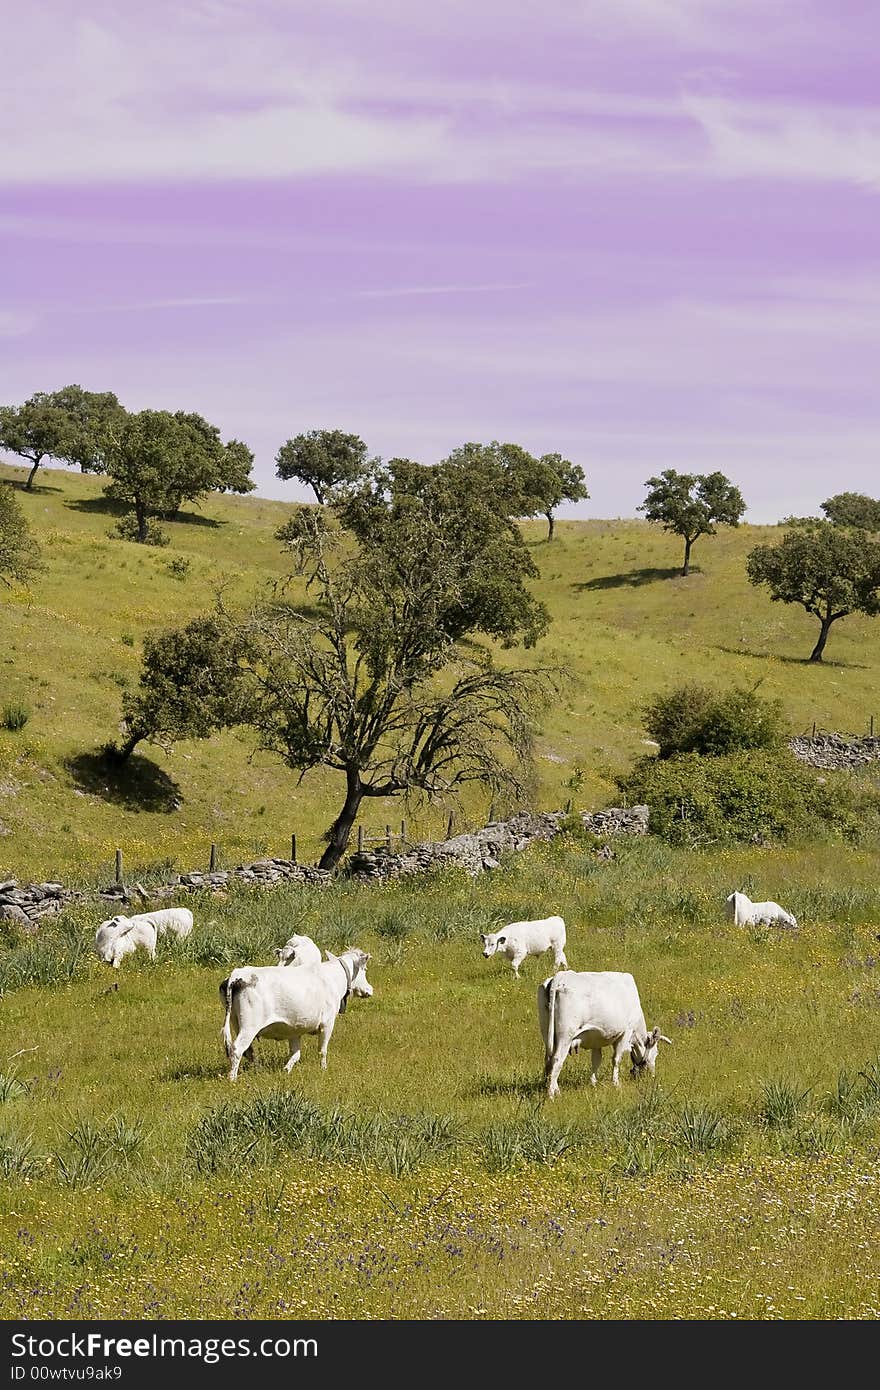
[92,889,798,1096]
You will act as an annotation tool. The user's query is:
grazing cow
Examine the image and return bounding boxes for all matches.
[538,969,672,1098]
[100,906,194,941]
[94,916,158,969]
[725,891,797,929]
[480,915,567,978]
[274,933,322,968]
[219,948,373,1082]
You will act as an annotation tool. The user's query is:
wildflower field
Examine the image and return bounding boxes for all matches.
[2,833,880,1320]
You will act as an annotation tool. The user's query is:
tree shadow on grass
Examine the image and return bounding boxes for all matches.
[6,477,66,494]
[65,750,182,813]
[65,496,224,528]
[573,565,694,592]
[715,645,869,670]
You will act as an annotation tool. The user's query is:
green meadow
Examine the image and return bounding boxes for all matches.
[2,836,880,1318]
[3,463,880,1319]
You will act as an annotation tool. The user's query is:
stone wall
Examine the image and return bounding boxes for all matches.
[788,733,880,771]
[0,804,649,924]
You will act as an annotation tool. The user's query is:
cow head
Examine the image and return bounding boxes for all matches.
[349,949,373,998]
[630,1026,673,1078]
[481,932,503,958]
[94,915,128,965]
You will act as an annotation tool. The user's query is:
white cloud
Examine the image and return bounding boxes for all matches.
[686,95,880,188]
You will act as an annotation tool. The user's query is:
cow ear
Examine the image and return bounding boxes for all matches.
[659,1034,673,1046]
[324,950,337,962]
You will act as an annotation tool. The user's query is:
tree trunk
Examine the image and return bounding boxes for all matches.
[25,455,44,490]
[318,767,364,871]
[546,511,555,542]
[682,535,693,577]
[109,729,143,763]
[311,483,326,506]
[809,614,835,662]
[135,502,148,544]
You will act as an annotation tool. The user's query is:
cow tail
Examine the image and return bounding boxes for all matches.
[220,972,237,1056]
[545,976,560,1058]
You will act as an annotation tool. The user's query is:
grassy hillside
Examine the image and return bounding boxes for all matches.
[2,461,879,881]
[3,834,880,1318]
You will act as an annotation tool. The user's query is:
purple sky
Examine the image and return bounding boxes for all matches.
[2,1,879,521]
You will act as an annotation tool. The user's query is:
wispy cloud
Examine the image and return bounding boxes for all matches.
[354,282,533,300]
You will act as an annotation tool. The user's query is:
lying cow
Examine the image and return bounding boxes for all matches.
[94,916,158,969]
[725,891,797,929]
[481,915,567,978]
[538,969,672,1098]
[274,933,322,968]
[220,948,373,1082]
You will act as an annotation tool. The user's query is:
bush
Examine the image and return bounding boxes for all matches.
[621,748,876,846]
[111,516,170,547]
[1,704,29,732]
[644,682,784,758]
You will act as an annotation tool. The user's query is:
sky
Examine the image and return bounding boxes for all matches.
[1,1,879,522]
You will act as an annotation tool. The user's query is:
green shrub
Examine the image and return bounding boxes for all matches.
[1,704,30,732]
[622,748,876,846]
[111,516,170,547]
[644,682,784,758]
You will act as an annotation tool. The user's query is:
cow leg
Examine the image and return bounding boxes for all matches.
[318,1019,335,1070]
[284,1035,302,1073]
[545,1044,569,1100]
[554,947,567,969]
[510,953,525,979]
[228,1027,259,1082]
[611,1038,628,1086]
[590,1048,602,1085]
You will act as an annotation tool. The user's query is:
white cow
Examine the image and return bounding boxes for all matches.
[725,891,797,929]
[538,969,672,1098]
[274,933,322,968]
[219,948,373,1082]
[480,915,567,978]
[94,916,158,969]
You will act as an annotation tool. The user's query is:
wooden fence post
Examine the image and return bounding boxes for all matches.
[209,843,217,872]
[290,834,297,864]
[400,819,407,846]
[115,849,123,886]
[446,810,455,839]
[357,825,364,853]
[565,798,572,815]
[871,715,875,737]
[385,824,392,849]
[488,801,496,823]
[812,721,816,738]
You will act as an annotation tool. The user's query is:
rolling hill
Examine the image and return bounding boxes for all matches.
[3,460,879,881]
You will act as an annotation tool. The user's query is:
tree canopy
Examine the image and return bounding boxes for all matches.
[438,441,588,539]
[104,409,255,542]
[275,429,371,504]
[118,469,559,870]
[820,492,880,532]
[746,518,880,661]
[638,469,746,575]
[0,385,123,490]
[112,618,250,760]
[0,484,40,588]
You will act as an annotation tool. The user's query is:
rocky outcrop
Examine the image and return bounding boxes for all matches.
[789,733,880,771]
